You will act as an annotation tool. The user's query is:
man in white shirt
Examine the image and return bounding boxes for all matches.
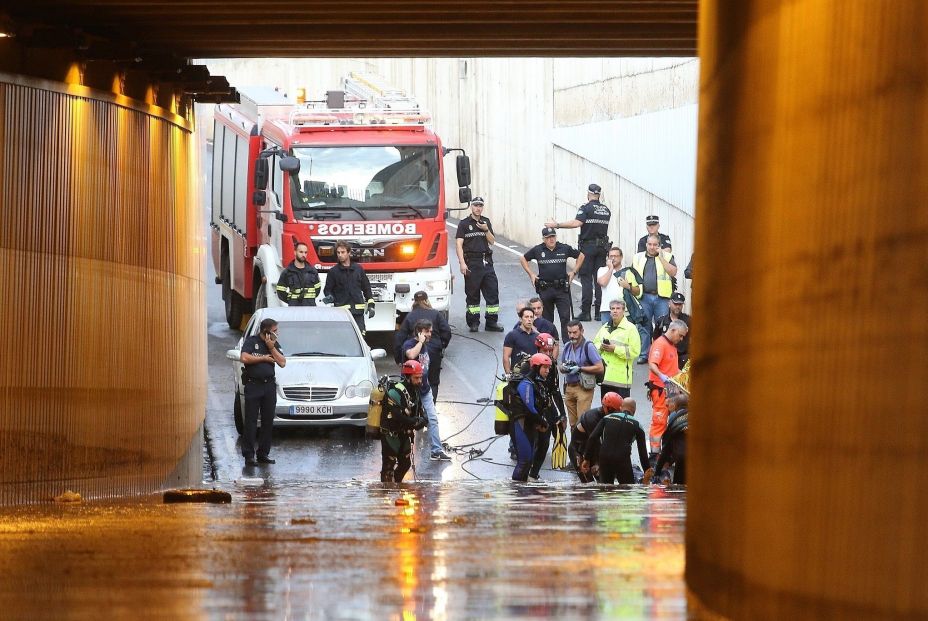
[596,246,641,323]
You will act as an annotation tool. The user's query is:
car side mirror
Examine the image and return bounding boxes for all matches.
[226,349,242,361]
[458,187,472,204]
[370,348,387,360]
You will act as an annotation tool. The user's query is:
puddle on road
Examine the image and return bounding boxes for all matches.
[0,481,686,620]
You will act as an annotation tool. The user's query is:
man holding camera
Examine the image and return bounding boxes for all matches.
[520,227,584,340]
[239,318,286,467]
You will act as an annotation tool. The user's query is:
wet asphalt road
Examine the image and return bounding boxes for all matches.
[0,219,687,620]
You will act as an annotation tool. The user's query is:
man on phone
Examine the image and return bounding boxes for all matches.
[592,299,642,400]
[596,246,642,324]
[239,318,286,467]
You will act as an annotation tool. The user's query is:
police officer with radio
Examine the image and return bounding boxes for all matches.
[520,227,584,340]
[455,196,503,333]
[239,318,286,467]
[546,183,612,321]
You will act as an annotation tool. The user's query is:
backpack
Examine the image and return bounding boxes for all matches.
[492,353,533,435]
[367,374,403,439]
[617,266,645,325]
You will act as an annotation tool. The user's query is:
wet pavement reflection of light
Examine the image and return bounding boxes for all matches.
[0,481,686,620]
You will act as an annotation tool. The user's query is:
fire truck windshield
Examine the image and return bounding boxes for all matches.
[288,145,439,219]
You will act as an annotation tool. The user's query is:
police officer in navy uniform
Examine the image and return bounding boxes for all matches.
[546,183,612,321]
[455,196,503,332]
[520,227,585,341]
[637,214,673,252]
[239,318,286,467]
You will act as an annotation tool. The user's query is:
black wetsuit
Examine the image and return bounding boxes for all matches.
[655,408,687,484]
[529,365,567,479]
[379,381,426,482]
[584,412,649,484]
[569,406,607,483]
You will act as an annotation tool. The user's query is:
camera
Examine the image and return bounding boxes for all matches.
[602,339,611,345]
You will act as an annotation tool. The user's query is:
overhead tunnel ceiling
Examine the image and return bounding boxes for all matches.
[5,1,697,57]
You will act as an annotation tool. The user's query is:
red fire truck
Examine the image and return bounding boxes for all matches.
[210,74,471,332]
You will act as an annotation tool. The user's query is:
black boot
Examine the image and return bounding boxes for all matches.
[575,310,592,322]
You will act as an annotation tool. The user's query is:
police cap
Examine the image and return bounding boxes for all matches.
[541,226,557,238]
[588,183,602,194]
[670,292,685,304]
[646,215,660,225]
[470,196,485,206]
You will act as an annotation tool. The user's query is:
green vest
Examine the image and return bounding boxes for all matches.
[592,318,642,388]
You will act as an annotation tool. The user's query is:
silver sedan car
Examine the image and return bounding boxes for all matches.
[227,306,386,431]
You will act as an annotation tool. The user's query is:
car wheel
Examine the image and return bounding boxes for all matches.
[233,392,244,435]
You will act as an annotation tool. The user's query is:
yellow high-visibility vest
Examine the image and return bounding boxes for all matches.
[632,251,674,298]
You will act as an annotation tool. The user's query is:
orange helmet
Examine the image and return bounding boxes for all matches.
[401,360,424,376]
[601,392,623,413]
[529,353,552,368]
[534,332,555,351]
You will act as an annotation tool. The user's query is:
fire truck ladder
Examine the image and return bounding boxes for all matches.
[343,72,420,111]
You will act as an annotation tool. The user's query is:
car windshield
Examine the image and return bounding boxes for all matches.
[288,145,439,219]
[270,321,364,357]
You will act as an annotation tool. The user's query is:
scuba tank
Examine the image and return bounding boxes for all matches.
[367,375,400,439]
[493,381,510,435]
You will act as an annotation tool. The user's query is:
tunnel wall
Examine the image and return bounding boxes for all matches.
[688,0,928,618]
[0,73,205,505]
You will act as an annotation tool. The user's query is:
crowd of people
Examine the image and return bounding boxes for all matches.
[378,182,693,484]
[243,182,692,484]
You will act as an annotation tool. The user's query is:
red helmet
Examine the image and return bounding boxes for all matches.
[401,360,424,376]
[529,353,552,368]
[601,392,623,413]
[534,332,555,350]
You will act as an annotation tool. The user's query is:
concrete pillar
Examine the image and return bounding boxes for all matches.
[688,1,927,617]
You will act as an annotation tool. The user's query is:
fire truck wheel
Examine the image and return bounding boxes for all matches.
[222,254,247,330]
[233,392,244,435]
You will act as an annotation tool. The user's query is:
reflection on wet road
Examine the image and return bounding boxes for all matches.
[0,481,686,620]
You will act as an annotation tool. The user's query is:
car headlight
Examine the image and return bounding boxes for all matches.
[426,279,449,293]
[345,380,374,399]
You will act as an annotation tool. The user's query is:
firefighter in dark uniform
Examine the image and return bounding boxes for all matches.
[455,196,503,332]
[520,227,584,340]
[380,360,428,483]
[321,240,375,335]
[275,242,321,306]
[546,183,612,321]
[239,318,286,467]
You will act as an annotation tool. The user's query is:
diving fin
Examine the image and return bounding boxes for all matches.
[551,426,568,470]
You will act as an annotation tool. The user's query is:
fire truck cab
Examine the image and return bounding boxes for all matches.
[210,74,472,332]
